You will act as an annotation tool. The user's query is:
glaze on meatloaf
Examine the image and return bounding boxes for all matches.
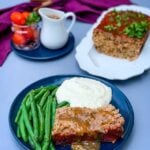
[93,10,150,60]
[52,104,125,145]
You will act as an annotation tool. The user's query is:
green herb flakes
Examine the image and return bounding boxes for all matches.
[104,25,116,31]
[123,21,149,38]
[116,15,121,22]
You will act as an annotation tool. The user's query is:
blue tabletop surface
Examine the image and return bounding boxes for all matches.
[0,0,150,150]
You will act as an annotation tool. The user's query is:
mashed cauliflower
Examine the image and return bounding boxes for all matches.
[56,77,112,108]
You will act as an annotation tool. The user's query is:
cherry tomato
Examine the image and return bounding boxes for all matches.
[23,27,34,40]
[22,11,30,20]
[10,12,26,25]
[12,33,26,45]
[33,29,39,39]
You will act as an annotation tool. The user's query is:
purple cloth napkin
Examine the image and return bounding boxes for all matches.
[0,0,132,66]
[52,0,132,23]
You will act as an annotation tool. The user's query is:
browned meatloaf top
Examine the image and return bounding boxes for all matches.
[52,104,125,145]
[96,10,150,39]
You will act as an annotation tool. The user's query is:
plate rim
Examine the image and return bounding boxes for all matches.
[75,4,150,80]
[9,74,134,150]
[12,33,75,60]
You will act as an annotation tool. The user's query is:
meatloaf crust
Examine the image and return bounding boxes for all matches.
[52,104,125,145]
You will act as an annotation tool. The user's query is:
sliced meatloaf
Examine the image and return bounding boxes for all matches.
[52,104,125,145]
[92,10,150,60]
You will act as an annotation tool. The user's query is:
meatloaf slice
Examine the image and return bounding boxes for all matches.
[52,104,125,145]
[92,10,150,60]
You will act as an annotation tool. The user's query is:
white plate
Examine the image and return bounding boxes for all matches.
[75,5,150,80]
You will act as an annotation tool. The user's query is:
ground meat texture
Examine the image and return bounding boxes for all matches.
[72,141,100,150]
[52,104,125,145]
[93,29,148,60]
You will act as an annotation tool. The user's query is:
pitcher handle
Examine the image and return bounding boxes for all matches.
[65,12,76,33]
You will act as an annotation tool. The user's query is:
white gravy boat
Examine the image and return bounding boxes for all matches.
[39,8,76,49]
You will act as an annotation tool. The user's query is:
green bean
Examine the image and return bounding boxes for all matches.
[29,136,41,150]
[26,90,35,107]
[25,98,31,108]
[22,104,41,149]
[29,111,32,121]
[35,143,41,150]
[34,88,47,102]
[15,94,29,123]
[28,136,35,149]
[39,91,49,107]
[51,88,58,97]
[49,142,55,150]
[22,104,34,139]
[26,92,35,120]
[31,98,39,140]
[15,108,22,124]
[34,86,44,93]
[57,101,70,108]
[42,96,52,150]
[51,98,57,128]
[34,85,56,93]
[37,104,44,142]
[28,91,34,111]
[45,96,52,140]
[19,115,28,142]
[42,142,49,150]
[17,126,21,138]
[42,97,48,112]
[45,85,58,91]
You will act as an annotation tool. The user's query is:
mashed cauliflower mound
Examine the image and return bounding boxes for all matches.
[56,77,112,108]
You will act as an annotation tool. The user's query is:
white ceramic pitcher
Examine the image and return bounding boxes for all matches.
[39,8,76,49]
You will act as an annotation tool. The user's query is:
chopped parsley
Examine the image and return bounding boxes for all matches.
[116,15,121,22]
[101,10,150,38]
[104,25,116,31]
[124,21,149,38]
[115,15,122,27]
[117,21,122,27]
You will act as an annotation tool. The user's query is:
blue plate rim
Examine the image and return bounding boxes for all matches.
[12,33,75,60]
[9,74,134,150]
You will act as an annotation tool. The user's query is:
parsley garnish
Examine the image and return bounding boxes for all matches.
[104,25,116,31]
[26,12,40,25]
[124,21,149,38]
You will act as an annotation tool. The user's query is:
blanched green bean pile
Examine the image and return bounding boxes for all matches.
[15,85,70,150]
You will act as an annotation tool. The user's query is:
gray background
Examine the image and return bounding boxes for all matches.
[0,0,150,149]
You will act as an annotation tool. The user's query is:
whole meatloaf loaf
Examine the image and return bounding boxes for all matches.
[92,10,150,60]
[52,104,125,145]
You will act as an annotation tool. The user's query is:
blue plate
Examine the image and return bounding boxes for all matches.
[11,33,75,60]
[9,75,134,150]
